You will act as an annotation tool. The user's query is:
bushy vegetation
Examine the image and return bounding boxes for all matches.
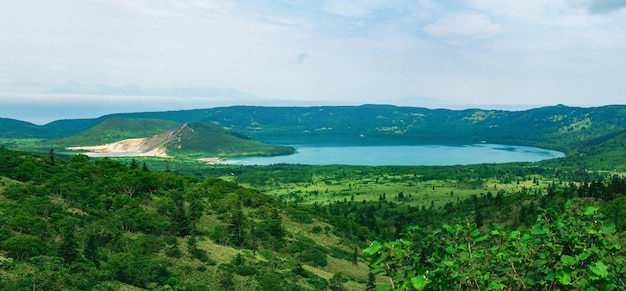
[364,200,625,290]
[0,148,363,290]
[2,145,626,290]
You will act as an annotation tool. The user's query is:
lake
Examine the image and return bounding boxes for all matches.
[221,143,565,166]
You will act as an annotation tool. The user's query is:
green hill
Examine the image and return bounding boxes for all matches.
[47,116,182,147]
[43,118,294,159]
[188,104,626,153]
[43,116,113,138]
[165,122,295,158]
[42,110,210,137]
[567,129,626,169]
[0,117,52,139]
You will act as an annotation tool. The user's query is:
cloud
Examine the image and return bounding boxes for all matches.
[586,0,626,14]
[290,52,309,64]
[321,0,390,17]
[466,1,575,24]
[424,13,501,40]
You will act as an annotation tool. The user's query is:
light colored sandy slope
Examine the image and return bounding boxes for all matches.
[66,123,226,164]
[67,138,170,157]
[66,124,188,158]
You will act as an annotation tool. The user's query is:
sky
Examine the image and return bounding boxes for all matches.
[1,0,625,124]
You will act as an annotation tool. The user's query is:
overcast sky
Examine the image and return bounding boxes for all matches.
[1,0,625,124]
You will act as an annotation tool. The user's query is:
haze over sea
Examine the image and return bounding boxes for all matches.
[222,143,565,166]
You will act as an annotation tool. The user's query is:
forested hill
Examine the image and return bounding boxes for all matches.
[0,148,370,290]
[43,104,626,148]
[164,122,296,158]
[3,104,626,153]
[191,104,626,153]
[0,118,55,138]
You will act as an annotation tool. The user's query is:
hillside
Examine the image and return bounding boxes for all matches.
[572,129,626,169]
[62,120,295,159]
[48,116,182,147]
[165,122,295,158]
[188,104,626,153]
[0,148,369,290]
[0,117,54,138]
[42,110,210,137]
[65,124,188,158]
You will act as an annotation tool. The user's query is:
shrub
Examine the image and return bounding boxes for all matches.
[1,235,45,261]
[0,256,14,269]
[312,225,323,233]
[301,248,328,267]
[364,200,626,290]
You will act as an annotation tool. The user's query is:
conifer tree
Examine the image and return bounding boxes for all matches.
[48,148,55,166]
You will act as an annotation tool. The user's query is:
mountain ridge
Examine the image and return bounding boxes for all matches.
[3,104,626,156]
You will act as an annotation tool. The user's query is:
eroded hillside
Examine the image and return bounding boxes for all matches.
[63,120,294,159]
[67,123,188,157]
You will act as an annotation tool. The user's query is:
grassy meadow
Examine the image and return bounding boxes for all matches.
[217,164,567,209]
[45,153,576,210]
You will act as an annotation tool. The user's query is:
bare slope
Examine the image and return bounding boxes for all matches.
[67,122,295,159]
[67,123,188,157]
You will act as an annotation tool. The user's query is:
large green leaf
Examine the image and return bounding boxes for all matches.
[557,270,572,285]
[589,262,608,279]
[561,255,576,266]
[410,275,431,291]
[363,241,382,257]
[575,252,590,262]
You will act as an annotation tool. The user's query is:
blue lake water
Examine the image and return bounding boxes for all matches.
[222,143,565,166]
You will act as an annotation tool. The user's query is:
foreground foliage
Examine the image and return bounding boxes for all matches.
[2,144,626,290]
[0,148,365,290]
[364,200,626,290]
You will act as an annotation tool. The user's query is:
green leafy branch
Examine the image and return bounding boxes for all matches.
[364,200,626,290]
